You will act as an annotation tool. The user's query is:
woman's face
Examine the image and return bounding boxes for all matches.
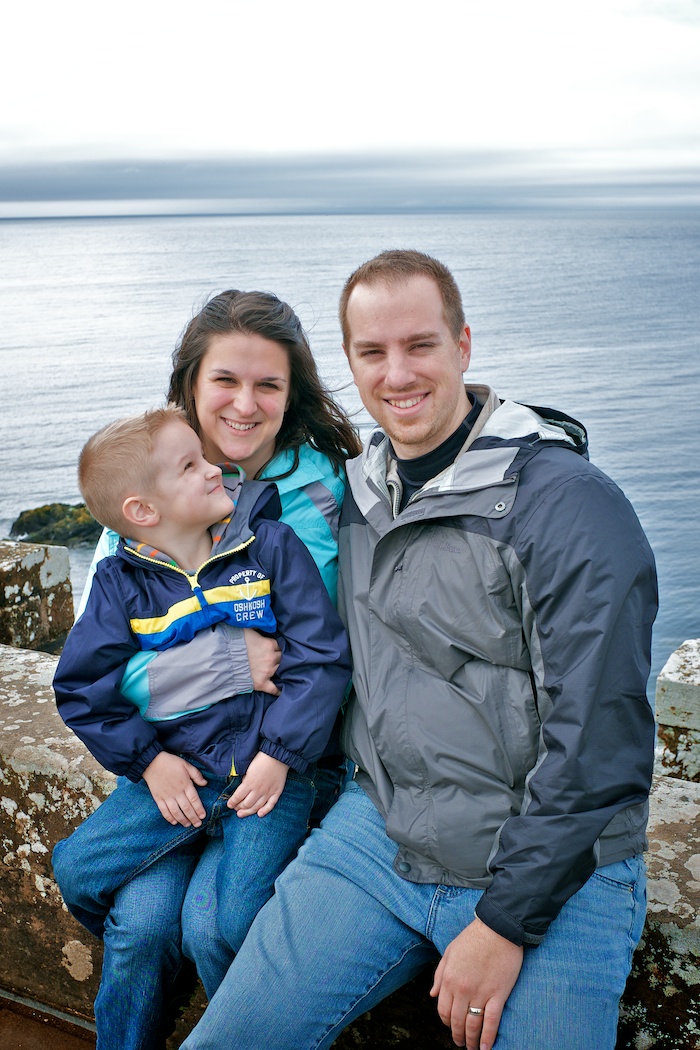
[193,332,291,477]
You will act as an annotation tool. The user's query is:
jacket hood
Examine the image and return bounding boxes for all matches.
[348,385,588,517]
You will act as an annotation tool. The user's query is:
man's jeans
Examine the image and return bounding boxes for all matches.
[182,779,647,1050]
[52,767,315,1050]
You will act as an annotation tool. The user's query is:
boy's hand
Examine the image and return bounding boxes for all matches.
[142,752,208,827]
[227,752,289,818]
[244,628,281,695]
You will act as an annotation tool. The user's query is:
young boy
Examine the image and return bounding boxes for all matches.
[52,404,351,960]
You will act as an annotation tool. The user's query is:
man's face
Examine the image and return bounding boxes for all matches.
[344,275,471,459]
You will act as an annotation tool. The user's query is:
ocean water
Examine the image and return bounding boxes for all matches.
[1,208,698,698]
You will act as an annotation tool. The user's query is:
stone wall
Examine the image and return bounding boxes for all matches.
[2,638,698,1047]
[0,540,74,653]
[1,539,699,1047]
[656,639,700,782]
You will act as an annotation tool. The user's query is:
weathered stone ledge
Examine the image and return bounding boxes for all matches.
[1,540,699,1047]
[1,640,698,1048]
[656,639,700,782]
[0,540,74,653]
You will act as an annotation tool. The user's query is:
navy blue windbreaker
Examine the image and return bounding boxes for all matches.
[54,481,351,782]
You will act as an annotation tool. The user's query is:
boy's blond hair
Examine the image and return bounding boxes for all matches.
[79,404,188,536]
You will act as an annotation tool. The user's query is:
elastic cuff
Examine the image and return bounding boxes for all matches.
[258,738,308,775]
[475,897,545,948]
[126,740,163,783]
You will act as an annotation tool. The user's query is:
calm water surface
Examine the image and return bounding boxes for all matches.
[1,209,698,696]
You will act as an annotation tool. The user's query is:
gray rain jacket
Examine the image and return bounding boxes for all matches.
[339,386,657,947]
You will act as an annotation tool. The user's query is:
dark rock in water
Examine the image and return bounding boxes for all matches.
[10,503,102,546]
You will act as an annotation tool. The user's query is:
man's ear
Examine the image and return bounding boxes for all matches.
[122,496,160,529]
[459,325,472,373]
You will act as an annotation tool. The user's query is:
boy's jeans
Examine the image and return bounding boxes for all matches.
[52,767,315,1050]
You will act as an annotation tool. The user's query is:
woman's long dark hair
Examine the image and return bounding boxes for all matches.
[168,289,361,478]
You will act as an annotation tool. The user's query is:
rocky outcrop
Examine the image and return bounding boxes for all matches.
[0,644,114,1017]
[10,504,101,547]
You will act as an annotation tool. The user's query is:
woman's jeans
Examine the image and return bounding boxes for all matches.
[52,767,315,1050]
[181,780,647,1050]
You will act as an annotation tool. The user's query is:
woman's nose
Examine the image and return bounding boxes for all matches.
[232,385,256,415]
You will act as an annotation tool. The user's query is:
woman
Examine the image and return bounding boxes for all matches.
[65,289,360,1050]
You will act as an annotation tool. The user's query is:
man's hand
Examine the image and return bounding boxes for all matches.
[227,752,289,818]
[430,917,524,1050]
[244,628,281,695]
[142,752,208,827]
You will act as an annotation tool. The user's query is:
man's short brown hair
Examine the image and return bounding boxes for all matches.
[339,250,466,346]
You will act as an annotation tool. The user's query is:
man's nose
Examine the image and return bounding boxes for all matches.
[384,353,415,389]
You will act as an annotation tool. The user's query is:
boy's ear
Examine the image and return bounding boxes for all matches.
[122,496,160,529]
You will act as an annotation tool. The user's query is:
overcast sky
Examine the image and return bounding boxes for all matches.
[2,0,699,167]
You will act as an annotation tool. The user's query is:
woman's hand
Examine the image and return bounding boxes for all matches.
[227,752,289,817]
[244,628,282,695]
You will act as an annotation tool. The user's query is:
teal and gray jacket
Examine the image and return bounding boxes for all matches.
[339,385,657,947]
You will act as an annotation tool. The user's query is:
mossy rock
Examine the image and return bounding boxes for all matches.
[10,503,102,546]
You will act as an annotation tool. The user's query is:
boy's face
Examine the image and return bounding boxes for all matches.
[148,420,234,531]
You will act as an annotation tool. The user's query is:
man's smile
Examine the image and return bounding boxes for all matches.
[385,394,428,410]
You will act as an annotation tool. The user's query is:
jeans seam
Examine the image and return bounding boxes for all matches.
[124,825,204,883]
[311,939,429,1050]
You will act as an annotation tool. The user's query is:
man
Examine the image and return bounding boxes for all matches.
[182,251,657,1050]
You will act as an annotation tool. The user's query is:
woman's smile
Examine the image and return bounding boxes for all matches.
[193,332,291,477]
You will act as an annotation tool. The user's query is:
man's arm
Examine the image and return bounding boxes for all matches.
[474,465,657,947]
[431,464,656,1048]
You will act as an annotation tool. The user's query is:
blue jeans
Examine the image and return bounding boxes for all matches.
[95,846,200,1050]
[181,780,647,1050]
[52,767,315,1050]
[182,756,353,997]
